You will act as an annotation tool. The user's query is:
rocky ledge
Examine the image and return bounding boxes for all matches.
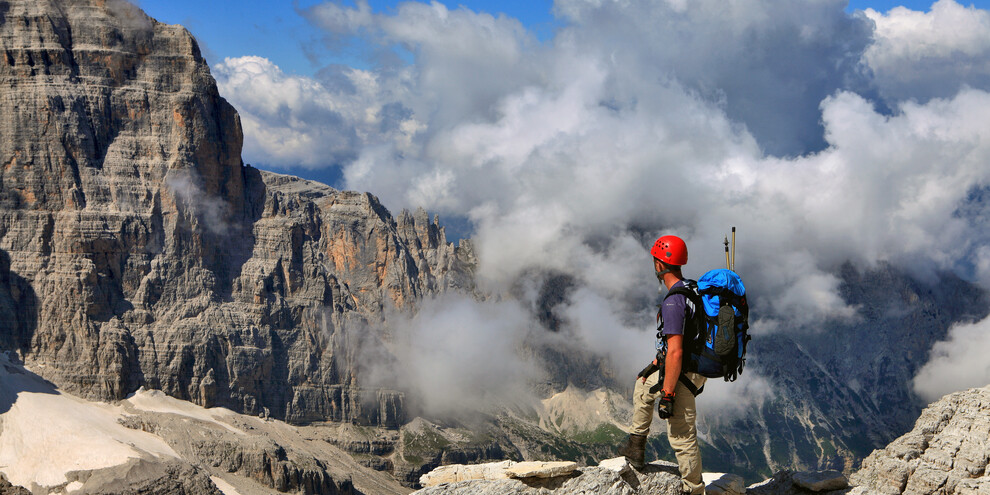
[410,457,850,495]
[850,385,990,495]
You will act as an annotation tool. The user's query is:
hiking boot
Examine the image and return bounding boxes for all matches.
[617,433,647,469]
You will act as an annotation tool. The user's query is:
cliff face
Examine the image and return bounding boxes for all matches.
[851,384,990,494]
[0,0,474,424]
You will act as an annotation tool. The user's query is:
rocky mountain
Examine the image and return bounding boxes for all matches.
[0,0,474,429]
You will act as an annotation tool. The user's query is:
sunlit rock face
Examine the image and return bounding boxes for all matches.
[0,0,475,424]
[851,384,990,495]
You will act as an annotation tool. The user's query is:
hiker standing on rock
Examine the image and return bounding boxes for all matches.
[618,235,707,495]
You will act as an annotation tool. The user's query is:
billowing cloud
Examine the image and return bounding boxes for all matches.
[386,294,544,416]
[913,315,990,402]
[864,0,990,103]
[212,0,990,408]
[213,56,422,168]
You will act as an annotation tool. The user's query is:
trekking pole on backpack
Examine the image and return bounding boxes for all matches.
[723,236,730,269]
[731,226,736,271]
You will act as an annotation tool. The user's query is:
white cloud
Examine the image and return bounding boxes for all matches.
[166,169,234,235]
[864,0,990,102]
[386,294,544,415]
[213,56,422,168]
[913,315,990,402]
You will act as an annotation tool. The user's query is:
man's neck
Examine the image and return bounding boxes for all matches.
[662,273,684,289]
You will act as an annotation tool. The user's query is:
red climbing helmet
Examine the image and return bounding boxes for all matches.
[651,235,688,266]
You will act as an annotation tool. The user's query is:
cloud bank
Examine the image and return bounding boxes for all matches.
[913,315,990,402]
[212,0,990,408]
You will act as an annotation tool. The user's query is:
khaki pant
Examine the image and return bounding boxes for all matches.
[631,370,707,495]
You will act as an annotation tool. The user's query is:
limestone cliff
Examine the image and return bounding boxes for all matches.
[850,384,990,494]
[0,0,474,425]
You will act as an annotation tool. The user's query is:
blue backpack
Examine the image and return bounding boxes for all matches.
[658,269,750,386]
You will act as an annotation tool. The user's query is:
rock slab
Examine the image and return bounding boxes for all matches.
[419,461,513,487]
[505,461,579,479]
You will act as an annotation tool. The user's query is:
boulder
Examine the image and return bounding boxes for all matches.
[599,457,631,475]
[791,470,848,492]
[704,472,745,495]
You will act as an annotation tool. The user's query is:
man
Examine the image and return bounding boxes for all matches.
[618,234,707,495]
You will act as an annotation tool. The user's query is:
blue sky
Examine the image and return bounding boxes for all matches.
[136,0,988,77]
[136,0,556,75]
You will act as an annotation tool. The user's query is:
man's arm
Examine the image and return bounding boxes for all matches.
[662,334,683,396]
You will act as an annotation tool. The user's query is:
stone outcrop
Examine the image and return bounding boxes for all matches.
[60,459,223,495]
[0,473,29,495]
[850,384,990,494]
[0,0,474,427]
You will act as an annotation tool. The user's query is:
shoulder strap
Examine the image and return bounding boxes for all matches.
[662,281,703,339]
[663,281,701,310]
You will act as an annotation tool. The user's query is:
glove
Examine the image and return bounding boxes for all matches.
[657,391,675,419]
[637,360,658,381]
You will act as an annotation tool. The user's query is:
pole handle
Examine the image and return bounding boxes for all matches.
[723,236,730,269]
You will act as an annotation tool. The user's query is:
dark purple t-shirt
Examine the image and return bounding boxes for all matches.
[661,280,689,336]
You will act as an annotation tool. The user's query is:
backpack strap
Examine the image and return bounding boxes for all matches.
[679,374,704,397]
[657,282,699,351]
[662,283,706,348]
[647,373,705,397]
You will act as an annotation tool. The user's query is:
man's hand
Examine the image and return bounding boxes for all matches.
[637,359,659,382]
[657,391,675,419]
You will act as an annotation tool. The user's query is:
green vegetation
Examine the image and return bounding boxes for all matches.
[819,438,837,458]
[402,428,450,455]
[571,423,625,445]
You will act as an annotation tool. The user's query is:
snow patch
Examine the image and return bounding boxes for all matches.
[210,476,243,495]
[0,355,179,490]
[124,388,245,434]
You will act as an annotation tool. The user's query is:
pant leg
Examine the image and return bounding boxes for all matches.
[630,369,662,436]
[667,371,707,495]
